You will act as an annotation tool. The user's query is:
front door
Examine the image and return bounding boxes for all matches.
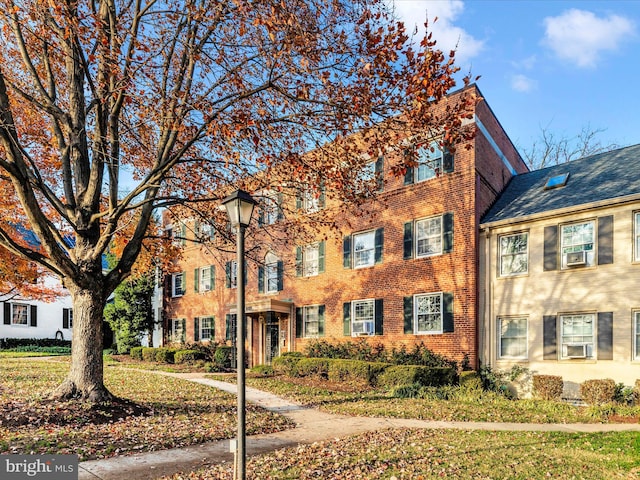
[265,322,280,364]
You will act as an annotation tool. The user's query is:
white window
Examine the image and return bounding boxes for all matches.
[11,303,29,326]
[635,213,640,262]
[302,189,321,213]
[228,261,238,288]
[353,231,375,268]
[352,299,375,336]
[560,313,595,359]
[415,141,443,182]
[561,221,595,268]
[499,233,529,276]
[265,253,279,293]
[198,222,214,240]
[172,272,185,297]
[263,195,280,225]
[171,319,184,343]
[497,317,528,359]
[302,305,321,338]
[414,293,443,334]
[634,311,640,361]
[415,216,442,257]
[200,316,213,341]
[198,266,213,293]
[304,243,319,277]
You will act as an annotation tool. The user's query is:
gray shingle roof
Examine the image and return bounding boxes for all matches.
[481,143,640,225]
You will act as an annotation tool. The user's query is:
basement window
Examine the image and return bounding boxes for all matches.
[544,173,569,190]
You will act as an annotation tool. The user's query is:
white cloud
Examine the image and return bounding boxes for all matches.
[511,74,536,93]
[391,0,484,66]
[542,9,636,68]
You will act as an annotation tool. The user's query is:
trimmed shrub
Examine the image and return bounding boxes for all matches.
[378,365,457,388]
[0,338,71,349]
[296,357,330,379]
[532,374,563,400]
[459,371,483,392]
[250,364,274,376]
[272,354,302,376]
[327,359,370,384]
[154,348,175,364]
[130,346,144,360]
[581,379,617,405]
[614,383,636,405]
[174,349,201,364]
[10,345,71,355]
[214,346,234,370]
[141,347,156,362]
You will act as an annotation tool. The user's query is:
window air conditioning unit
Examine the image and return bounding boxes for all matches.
[566,344,587,358]
[565,251,586,266]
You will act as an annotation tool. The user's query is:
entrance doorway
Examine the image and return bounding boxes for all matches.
[265,322,280,364]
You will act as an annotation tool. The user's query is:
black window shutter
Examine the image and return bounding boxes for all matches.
[403,222,414,260]
[318,305,325,337]
[343,236,352,268]
[257,207,264,226]
[443,213,454,253]
[318,241,325,273]
[277,261,284,291]
[30,305,37,327]
[543,315,557,360]
[295,246,303,277]
[277,193,284,220]
[225,262,231,288]
[343,302,351,336]
[258,266,265,293]
[295,308,303,338]
[194,268,199,292]
[403,149,414,185]
[63,308,69,329]
[375,156,384,191]
[403,296,413,334]
[181,318,186,342]
[374,228,384,264]
[442,293,454,333]
[225,314,232,341]
[210,265,215,289]
[318,183,326,208]
[543,226,558,271]
[374,298,383,335]
[443,149,454,173]
[3,302,9,325]
[597,216,614,265]
[597,312,613,360]
[194,317,200,342]
[296,191,303,210]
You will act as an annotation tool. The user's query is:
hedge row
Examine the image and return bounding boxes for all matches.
[272,355,457,388]
[129,345,235,368]
[0,338,72,349]
[532,375,640,405]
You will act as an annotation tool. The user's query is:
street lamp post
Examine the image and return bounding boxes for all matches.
[221,189,257,480]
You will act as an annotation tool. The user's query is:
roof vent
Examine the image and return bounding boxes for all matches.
[544,172,569,190]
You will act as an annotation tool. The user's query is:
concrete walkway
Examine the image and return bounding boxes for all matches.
[78,371,640,480]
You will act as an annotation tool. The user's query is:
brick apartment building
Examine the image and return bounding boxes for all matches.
[162,85,528,368]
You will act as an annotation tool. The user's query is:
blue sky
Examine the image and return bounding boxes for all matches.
[394,0,640,155]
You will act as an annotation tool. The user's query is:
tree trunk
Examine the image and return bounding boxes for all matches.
[50,287,114,403]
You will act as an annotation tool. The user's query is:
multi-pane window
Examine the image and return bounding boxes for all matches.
[497,317,528,359]
[171,272,185,297]
[11,304,29,326]
[499,233,529,276]
[200,316,213,341]
[197,222,214,241]
[416,216,442,257]
[415,141,443,182]
[259,193,282,225]
[353,231,375,268]
[302,305,322,338]
[171,318,184,343]
[414,293,443,334]
[352,299,375,336]
[635,213,640,262]
[304,243,319,277]
[227,261,238,288]
[264,253,279,293]
[197,266,213,293]
[63,308,73,329]
[299,187,324,213]
[560,313,595,359]
[560,221,595,268]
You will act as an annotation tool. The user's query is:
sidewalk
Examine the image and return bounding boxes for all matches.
[78,371,640,480]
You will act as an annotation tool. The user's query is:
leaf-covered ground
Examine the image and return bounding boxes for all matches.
[165,428,640,479]
[0,358,294,460]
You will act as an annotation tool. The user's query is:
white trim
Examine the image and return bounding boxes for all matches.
[413,292,444,335]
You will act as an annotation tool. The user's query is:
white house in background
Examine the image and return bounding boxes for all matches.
[0,274,73,342]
